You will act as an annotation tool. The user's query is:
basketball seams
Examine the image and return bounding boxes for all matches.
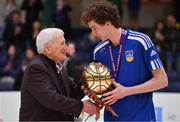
[82,62,113,94]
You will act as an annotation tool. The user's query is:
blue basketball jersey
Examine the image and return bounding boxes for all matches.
[93,29,163,121]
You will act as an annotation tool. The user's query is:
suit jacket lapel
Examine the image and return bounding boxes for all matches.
[40,54,62,93]
[59,69,71,96]
[48,65,63,93]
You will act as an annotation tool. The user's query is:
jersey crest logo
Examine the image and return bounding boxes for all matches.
[125,50,134,62]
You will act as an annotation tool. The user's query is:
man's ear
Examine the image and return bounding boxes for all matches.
[44,43,51,54]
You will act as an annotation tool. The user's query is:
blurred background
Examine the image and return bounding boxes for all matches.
[0,0,180,121]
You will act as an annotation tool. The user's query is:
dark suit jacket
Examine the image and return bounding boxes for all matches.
[19,54,84,121]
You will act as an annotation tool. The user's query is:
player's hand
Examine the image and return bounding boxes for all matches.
[102,80,128,105]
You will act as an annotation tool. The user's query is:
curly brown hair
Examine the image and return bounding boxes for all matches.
[81,0,121,28]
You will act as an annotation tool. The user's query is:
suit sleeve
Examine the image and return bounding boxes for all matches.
[26,64,83,117]
[61,68,85,99]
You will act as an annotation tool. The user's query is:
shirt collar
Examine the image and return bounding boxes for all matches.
[56,62,63,73]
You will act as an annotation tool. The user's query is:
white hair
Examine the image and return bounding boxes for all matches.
[36,28,64,54]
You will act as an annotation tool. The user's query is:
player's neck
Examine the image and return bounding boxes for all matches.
[110,28,122,46]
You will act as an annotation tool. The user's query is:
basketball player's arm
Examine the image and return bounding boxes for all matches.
[125,67,168,95]
[102,67,168,105]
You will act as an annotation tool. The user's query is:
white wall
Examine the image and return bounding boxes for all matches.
[0,92,180,121]
[153,92,180,121]
[0,92,20,121]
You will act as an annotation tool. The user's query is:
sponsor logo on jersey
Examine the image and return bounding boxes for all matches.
[150,50,157,56]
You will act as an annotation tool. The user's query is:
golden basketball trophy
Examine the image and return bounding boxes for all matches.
[81,62,118,121]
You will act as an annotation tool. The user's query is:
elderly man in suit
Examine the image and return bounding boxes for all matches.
[19,28,96,121]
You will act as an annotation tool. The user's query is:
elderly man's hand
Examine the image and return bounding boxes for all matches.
[82,100,97,115]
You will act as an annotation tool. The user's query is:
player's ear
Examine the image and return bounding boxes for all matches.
[106,21,111,26]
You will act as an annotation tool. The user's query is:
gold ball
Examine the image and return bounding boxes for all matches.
[82,62,113,95]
